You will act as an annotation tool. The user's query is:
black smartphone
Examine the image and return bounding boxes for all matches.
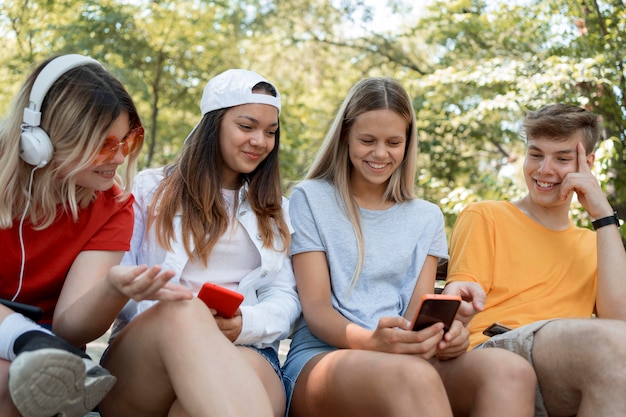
[0,299,43,323]
[482,322,512,337]
[411,294,462,333]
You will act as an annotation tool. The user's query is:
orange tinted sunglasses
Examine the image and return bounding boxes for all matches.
[93,126,144,165]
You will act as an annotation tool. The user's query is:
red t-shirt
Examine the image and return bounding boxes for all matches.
[0,187,134,324]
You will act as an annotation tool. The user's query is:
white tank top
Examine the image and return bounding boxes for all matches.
[180,189,261,294]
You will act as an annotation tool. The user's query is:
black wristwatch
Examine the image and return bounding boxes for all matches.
[592,211,621,230]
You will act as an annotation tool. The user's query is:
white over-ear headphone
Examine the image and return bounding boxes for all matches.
[20,54,101,167]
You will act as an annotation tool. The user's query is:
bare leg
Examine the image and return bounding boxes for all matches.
[289,349,452,417]
[165,347,284,417]
[532,319,626,417]
[434,348,536,417]
[0,308,23,416]
[238,347,285,417]
[0,360,20,417]
[100,299,273,417]
[0,306,12,321]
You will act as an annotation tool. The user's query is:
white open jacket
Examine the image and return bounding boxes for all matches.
[111,168,301,350]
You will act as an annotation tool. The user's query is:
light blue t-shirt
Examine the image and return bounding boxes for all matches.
[289,179,448,331]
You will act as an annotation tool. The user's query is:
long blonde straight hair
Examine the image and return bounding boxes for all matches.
[306,77,418,289]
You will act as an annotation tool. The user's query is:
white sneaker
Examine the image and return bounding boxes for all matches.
[8,348,116,417]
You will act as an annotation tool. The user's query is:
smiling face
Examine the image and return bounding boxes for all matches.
[218,102,278,189]
[523,130,593,210]
[347,109,407,194]
[72,111,131,191]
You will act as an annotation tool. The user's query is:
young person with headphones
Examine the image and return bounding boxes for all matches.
[0,54,189,417]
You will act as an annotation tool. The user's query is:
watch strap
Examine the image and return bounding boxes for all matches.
[592,211,620,230]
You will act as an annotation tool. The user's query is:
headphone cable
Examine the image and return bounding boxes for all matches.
[13,166,38,302]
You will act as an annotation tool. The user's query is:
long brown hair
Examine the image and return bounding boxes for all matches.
[148,83,290,264]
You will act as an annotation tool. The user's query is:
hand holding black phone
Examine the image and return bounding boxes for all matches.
[410,294,462,333]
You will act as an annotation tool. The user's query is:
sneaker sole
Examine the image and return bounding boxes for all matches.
[9,348,116,417]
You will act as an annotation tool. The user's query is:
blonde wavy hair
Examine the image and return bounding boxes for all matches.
[0,55,142,229]
[306,77,418,289]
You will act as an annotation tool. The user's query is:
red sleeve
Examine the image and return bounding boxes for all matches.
[83,190,134,252]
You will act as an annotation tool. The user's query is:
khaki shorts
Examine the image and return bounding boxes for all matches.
[474,319,559,417]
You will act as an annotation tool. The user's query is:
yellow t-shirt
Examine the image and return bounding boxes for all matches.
[448,201,597,349]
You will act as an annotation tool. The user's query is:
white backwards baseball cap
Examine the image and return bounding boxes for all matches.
[199,69,281,115]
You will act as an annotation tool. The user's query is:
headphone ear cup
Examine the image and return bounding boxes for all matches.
[20,127,53,168]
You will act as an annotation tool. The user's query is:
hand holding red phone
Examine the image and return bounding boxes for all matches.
[197,282,244,318]
[197,282,245,341]
[213,310,243,342]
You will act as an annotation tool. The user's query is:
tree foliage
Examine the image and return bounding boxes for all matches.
[1,0,624,244]
[411,0,626,240]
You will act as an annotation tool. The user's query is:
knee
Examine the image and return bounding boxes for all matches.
[535,319,626,385]
[496,350,535,382]
[132,298,219,338]
[587,319,626,349]
[579,320,626,379]
[151,298,214,325]
[390,358,446,395]
[500,354,537,391]
[472,349,537,391]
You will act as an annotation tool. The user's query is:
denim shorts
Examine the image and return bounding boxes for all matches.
[245,345,282,377]
[281,325,337,413]
[474,318,558,417]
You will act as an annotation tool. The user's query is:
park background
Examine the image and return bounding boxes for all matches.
[2,0,625,245]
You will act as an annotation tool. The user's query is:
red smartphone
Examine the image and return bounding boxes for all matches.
[197,283,244,318]
[411,294,462,333]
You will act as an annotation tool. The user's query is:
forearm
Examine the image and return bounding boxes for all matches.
[303,302,373,350]
[52,277,128,346]
[595,224,626,319]
[236,294,301,345]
